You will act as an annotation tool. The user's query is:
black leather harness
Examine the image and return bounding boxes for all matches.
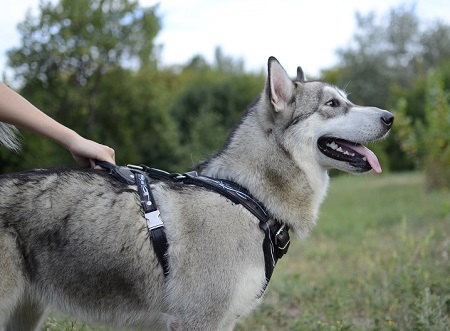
[97,161,290,284]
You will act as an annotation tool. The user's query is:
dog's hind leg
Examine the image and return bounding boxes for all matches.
[0,230,26,328]
[0,230,45,331]
[4,294,46,331]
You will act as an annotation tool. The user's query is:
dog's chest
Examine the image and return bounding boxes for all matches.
[227,265,267,319]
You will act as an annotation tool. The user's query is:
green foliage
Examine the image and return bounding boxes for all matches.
[169,53,264,169]
[86,67,182,170]
[7,0,160,85]
[394,70,450,190]
[411,287,450,331]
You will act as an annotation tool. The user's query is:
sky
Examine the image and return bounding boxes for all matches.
[1,0,450,82]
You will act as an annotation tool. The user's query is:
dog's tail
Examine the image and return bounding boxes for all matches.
[0,122,21,152]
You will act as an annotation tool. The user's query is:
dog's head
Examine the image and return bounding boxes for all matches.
[264,56,394,174]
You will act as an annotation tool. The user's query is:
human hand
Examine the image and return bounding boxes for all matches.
[67,133,115,169]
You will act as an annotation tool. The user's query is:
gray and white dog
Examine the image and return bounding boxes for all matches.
[0,57,393,331]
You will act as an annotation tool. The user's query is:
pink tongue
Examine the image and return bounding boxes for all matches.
[340,142,382,173]
[352,145,382,173]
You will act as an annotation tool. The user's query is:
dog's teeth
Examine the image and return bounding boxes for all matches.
[326,141,338,150]
[362,157,367,161]
[337,147,343,153]
[344,151,350,155]
[350,153,355,157]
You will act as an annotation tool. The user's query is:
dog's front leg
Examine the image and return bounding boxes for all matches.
[164,279,237,331]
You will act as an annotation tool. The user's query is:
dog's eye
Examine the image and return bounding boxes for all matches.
[326,99,340,107]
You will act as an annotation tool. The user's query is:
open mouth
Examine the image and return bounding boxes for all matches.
[317,137,382,173]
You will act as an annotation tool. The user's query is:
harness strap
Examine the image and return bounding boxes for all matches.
[97,161,290,284]
[97,161,169,277]
[134,172,169,277]
[139,165,290,284]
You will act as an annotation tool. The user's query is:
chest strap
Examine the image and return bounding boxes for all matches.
[135,172,170,277]
[96,161,169,277]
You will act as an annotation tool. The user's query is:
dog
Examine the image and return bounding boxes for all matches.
[0,57,393,331]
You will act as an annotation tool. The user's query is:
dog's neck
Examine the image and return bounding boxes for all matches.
[199,106,329,239]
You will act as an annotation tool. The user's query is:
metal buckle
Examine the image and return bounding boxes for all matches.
[275,224,290,251]
[145,210,163,230]
[127,164,144,171]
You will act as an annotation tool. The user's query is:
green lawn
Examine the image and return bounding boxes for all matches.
[43,172,450,331]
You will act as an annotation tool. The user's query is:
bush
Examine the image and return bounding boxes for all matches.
[395,70,450,190]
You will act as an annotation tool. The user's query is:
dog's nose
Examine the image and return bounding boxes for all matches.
[381,112,394,129]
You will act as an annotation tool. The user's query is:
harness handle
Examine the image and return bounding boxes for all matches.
[95,160,135,184]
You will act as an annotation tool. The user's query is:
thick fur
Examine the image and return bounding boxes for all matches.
[0,123,20,152]
[0,57,393,331]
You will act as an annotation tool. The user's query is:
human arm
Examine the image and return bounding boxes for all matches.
[0,83,115,167]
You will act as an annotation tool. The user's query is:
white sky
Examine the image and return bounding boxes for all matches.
[1,0,450,82]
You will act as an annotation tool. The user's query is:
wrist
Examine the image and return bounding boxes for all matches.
[56,127,81,150]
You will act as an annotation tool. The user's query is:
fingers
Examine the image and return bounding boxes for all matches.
[89,158,97,169]
[69,137,116,168]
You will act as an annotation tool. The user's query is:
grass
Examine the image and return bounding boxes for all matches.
[42,172,450,331]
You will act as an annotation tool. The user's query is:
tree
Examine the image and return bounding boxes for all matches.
[419,21,450,70]
[335,5,420,107]
[395,68,450,190]
[8,0,160,86]
[169,51,265,169]
[8,0,160,136]
[335,4,450,107]
[1,0,178,172]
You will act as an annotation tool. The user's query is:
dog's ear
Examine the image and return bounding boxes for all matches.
[296,66,306,82]
[268,56,294,112]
